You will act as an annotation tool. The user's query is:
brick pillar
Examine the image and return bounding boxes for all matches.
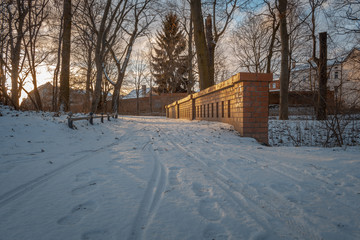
[235,73,270,144]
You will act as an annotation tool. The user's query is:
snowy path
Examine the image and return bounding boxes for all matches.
[0,109,360,240]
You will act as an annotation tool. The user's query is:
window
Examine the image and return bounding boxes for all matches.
[228,100,231,118]
[221,101,224,118]
[272,83,276,88]
[211,103,214,117]
[334,71,339,79]
[216,102,219,118]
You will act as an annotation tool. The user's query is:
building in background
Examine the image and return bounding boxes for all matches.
[289,48,360,108]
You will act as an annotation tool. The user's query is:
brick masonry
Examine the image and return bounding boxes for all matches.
[166,72,272,144]
[112,93,187,116]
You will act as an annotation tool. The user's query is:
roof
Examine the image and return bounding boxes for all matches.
[122,88,151,99]
[292,48,360,73]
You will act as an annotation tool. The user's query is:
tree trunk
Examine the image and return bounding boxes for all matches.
[53,19,63,112]
[91,0,112,113]
[191,0,211,90]
[317,32,327,120]
[111,32,137,114]
[0,42,7,104]
[149,78,153,114]
[187,11,194,94]
[267,20,279,73]
[0,64,7,104]
[205,15,215,86]
[85,45,93,112]
[52,46,61,111]
[32,76,42,110]
[10,22,24,110]
[111,77,123,115]
[92,58,103,113]
[136,90,140,115]
[59,0,71,112]
[278,0,289,120]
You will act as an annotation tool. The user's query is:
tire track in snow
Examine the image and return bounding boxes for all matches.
[0,139,123,208]
[160,128,322,240]
[127,137,166,240]
[220,147,360,219]
[172,127,360,239]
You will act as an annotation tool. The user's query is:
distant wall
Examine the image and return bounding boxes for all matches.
[114,93,188,116]
[269,91,334,106]
[166,72,272,144]
[20,83,90,113]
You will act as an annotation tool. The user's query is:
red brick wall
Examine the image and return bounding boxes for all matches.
[116,93,187,116]
[166,72,272,144]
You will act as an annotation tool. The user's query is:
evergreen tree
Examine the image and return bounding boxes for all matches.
[151,12,189,93]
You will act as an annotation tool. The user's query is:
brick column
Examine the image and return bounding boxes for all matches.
[234,73,270,144]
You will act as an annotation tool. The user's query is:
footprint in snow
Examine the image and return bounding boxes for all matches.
[192,182,212,198]
[71,179,106,196]
[57,201,97,225]
[81,229,113,240]
[75,172,92,182]
[199,199,223,221]
[168,167,182,186]
[270,182,298,194]
[202,223,229,240]
[0,164,15,174]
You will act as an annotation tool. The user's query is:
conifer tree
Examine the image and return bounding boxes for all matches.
[151,12,189,93]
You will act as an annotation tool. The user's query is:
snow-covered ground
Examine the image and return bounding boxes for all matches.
[269,116,360,147]
[0,105,360,240]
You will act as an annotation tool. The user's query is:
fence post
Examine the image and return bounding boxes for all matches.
[68,112,73,129]
[107,114,111,121]
[89,112,94,125]
[101,113,104,123]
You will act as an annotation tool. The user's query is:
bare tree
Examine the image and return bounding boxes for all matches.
[332,0,360,36]
[59,0,72,111]
[0,3,8,104]
[83,0,142,114]
[173,0,196,93]
[23,0,50,111]
[263,0,280,74]
[1,1,29,109]
[191,0,210,90]
[276,0,311,120]
[231,14,271,73]
[114,0,155,115]
[307,0,328,120]
[72,16,96,112]
[203,0,239,86]
[129,51,148,115]
[277,0,290,120]
[42,0,64,112]
[84,0,119,113]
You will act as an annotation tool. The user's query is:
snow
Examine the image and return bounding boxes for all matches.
[269,115,360,147]
[0,105,360,240]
